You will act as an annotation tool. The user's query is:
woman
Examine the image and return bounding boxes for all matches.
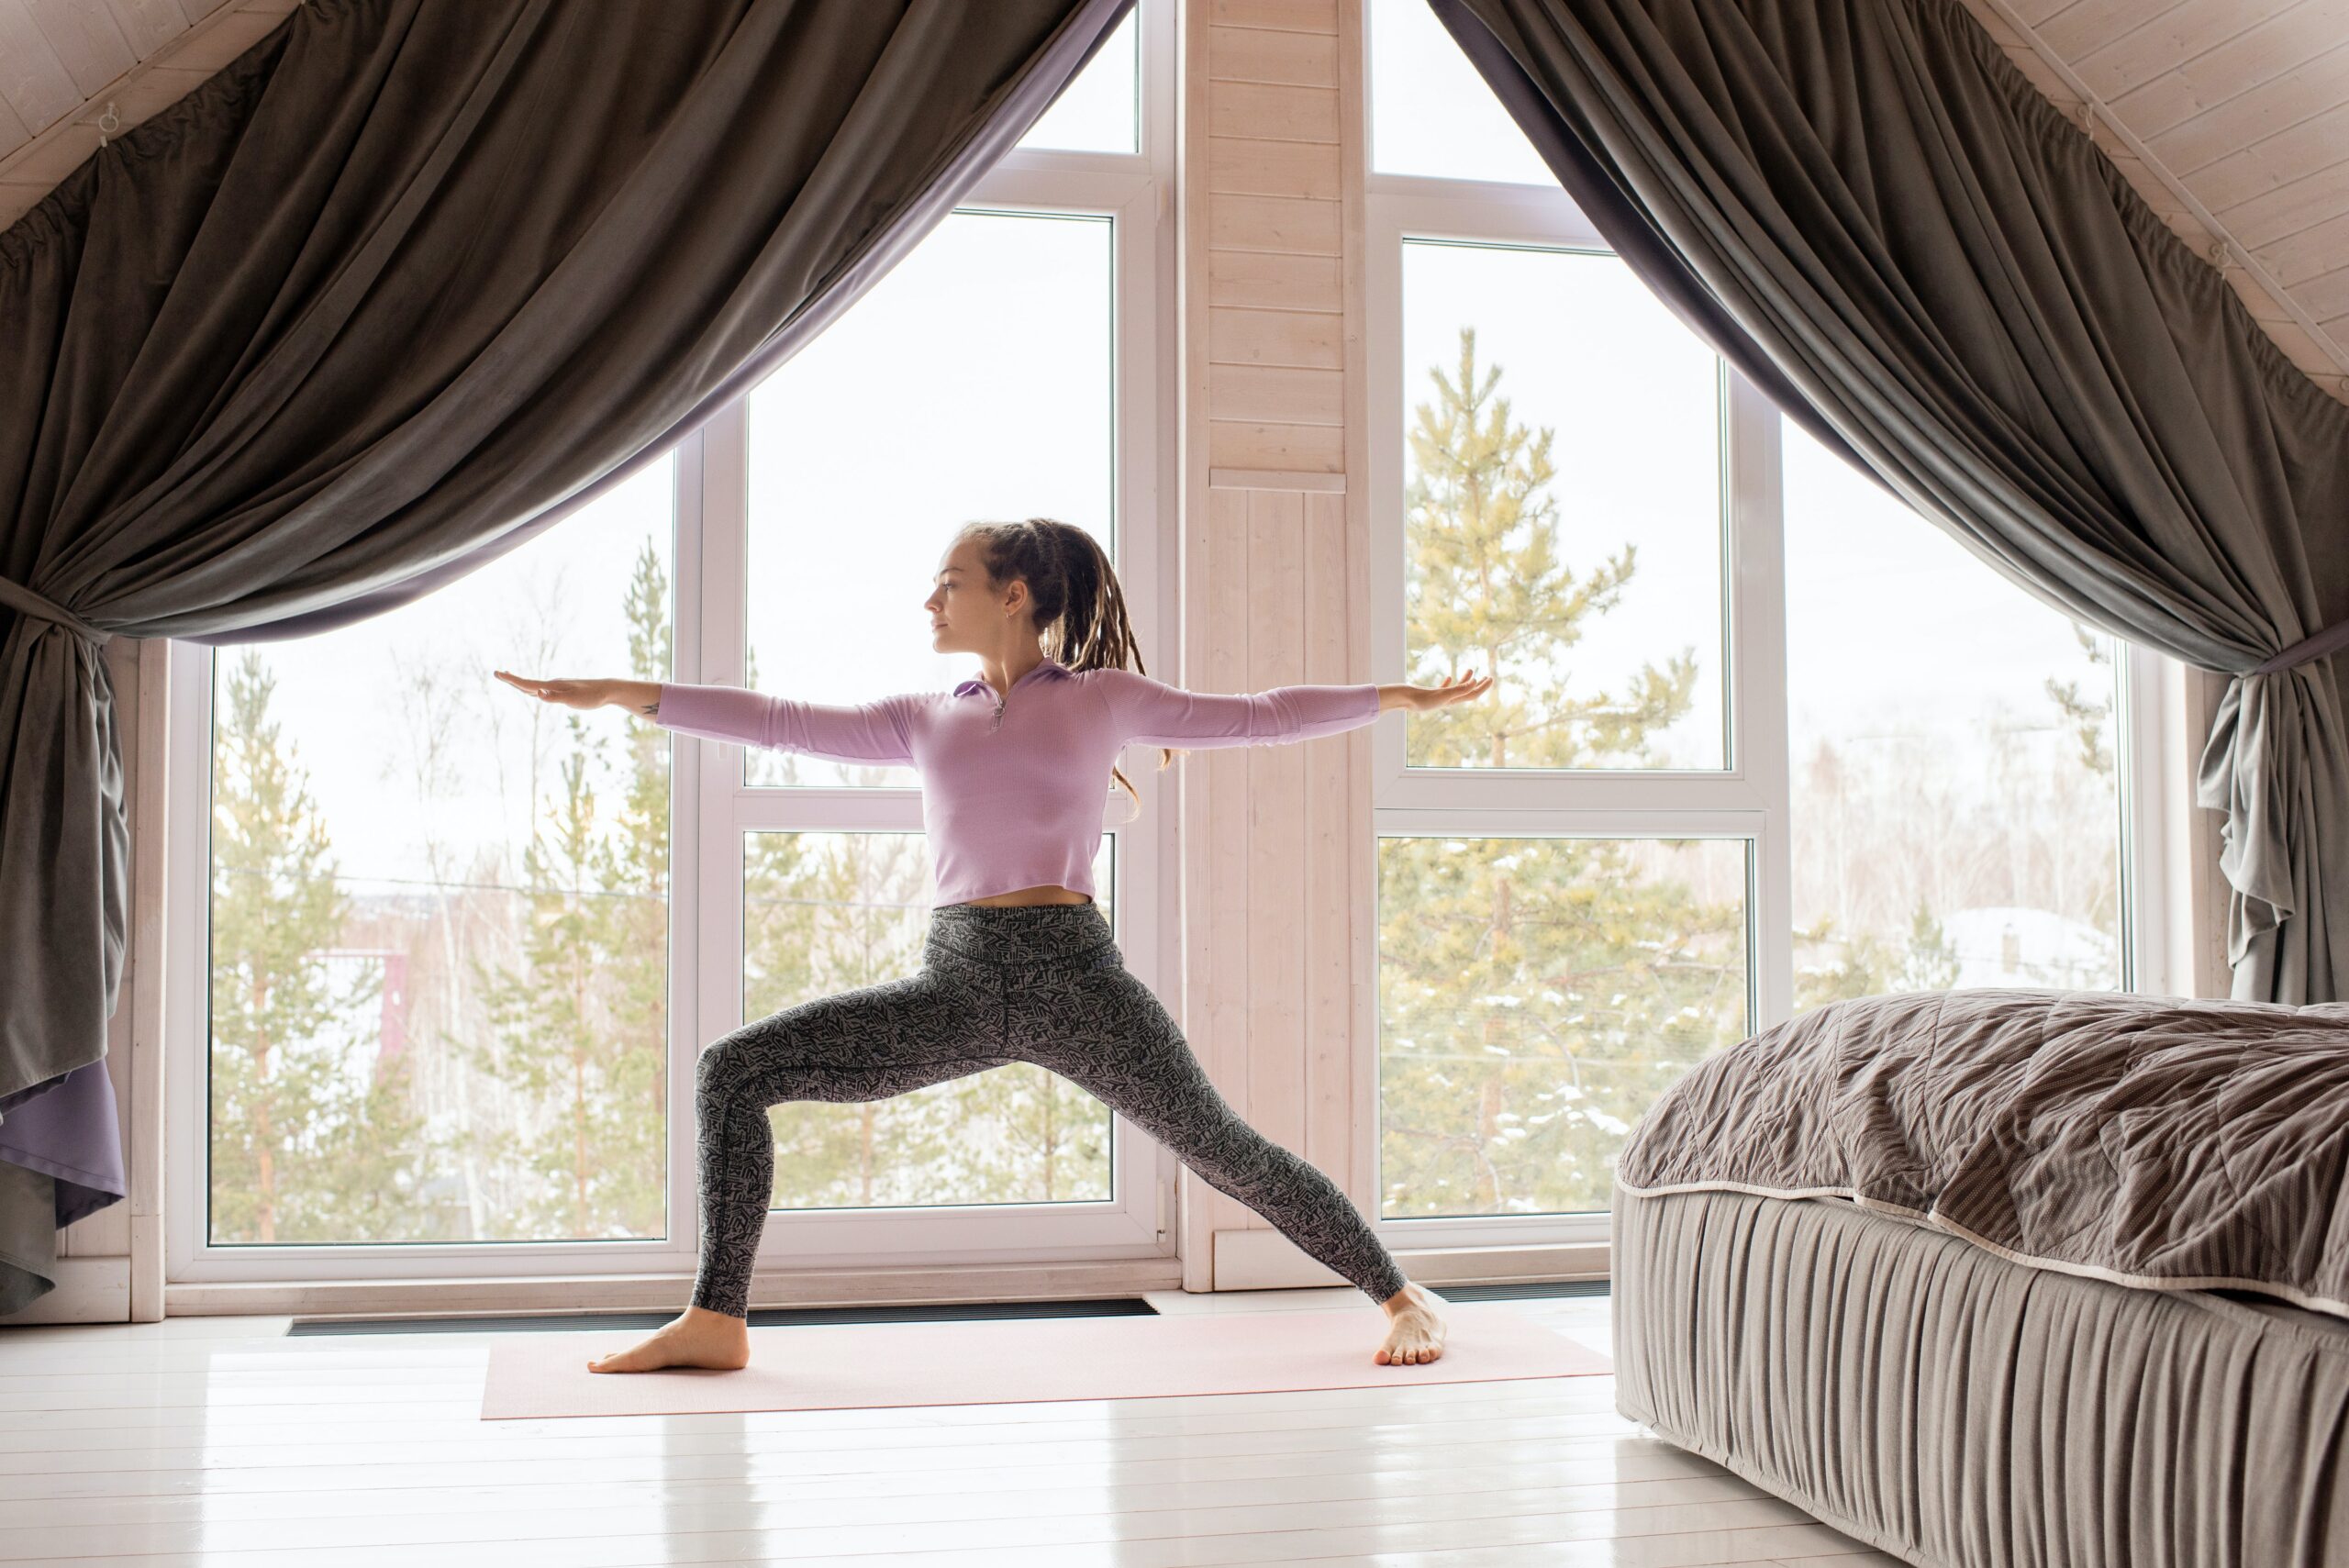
[495,517,1492,1374]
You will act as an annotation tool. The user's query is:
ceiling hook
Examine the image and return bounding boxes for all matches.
[96,100,119,149]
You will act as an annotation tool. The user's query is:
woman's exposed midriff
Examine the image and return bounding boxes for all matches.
[960,884,1092,907]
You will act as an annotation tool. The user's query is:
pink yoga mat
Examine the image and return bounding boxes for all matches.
[480,1305,1609,1419]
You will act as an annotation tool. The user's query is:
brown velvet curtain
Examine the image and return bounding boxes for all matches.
[1429,0,2349,1004]
[0,0,1131,1313]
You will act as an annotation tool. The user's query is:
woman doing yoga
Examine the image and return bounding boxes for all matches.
[494,517,1492,1374]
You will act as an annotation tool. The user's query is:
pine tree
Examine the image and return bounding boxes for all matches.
[2043,618,2115,779]
[1401,327,1697,769]
[1898,897,1962,991]
[462,536,671,1240]
[601,537,675,1228]
[209,651,433,1242]
[1376,328,1746,1216]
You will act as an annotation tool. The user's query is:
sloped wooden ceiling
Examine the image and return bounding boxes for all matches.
[4,0,2346,408]
[0,0,298,228]
[1956,0,2349,406]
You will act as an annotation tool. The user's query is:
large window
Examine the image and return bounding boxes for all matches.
[197,461,678,1250]
[1364,0,2140,1244]
[168,3,1174,1289]
[1781,421,2125,997]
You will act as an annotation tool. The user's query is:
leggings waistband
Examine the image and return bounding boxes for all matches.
[924,901,1115,969]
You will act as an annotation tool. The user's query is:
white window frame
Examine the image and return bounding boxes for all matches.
[163,0,1182,1288]
[1362,166,2165,1253]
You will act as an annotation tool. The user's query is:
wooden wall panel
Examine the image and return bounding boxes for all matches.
[1209,363,1344,425]
[1203,0,1348,480]
[1208,0,1334,32]
[1242,491,1308,1178]
[1206,419,1343,471]
[1208,135,1340,200]
[1199,489,1256,1239]
[1181,0,1374,1290]
[1299,491,1355,1192]
[1208,249,1341,310]
[1207,23,1336,86]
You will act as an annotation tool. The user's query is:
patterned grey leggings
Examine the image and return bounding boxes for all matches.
[690,901,1409,1318]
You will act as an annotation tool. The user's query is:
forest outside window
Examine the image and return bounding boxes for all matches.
[1364,0,2133,1246]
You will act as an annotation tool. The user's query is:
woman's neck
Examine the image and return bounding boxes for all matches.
[972,648,1047,699]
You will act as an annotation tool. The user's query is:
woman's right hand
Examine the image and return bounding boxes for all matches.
[494,670,622,711]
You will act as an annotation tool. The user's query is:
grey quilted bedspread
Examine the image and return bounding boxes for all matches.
[1616,986,2349,1318]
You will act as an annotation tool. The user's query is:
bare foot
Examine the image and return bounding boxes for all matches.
[1374,1280,1449,1366]
[585,1306,751,1373]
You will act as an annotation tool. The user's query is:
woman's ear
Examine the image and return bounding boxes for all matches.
[1000,576,1029,619]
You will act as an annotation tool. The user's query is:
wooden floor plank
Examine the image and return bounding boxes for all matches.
[0,1294,1878,1566]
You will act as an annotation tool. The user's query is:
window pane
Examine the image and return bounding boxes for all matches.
[1018,6,1139,154]
[743,209,1115,788]
[1369,0,1553,183]
[1783,422,2125,1006]
[740,833,1115,1208]
[1377,836,1751,1217]
[207,456,676,1245]
[1401,241,1726,770]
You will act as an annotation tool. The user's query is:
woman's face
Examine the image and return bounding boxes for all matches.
[925,532,1030,656]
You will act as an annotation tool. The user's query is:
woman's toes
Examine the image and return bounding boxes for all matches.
[596,1345,643,1370]
[584,1329,686,1373]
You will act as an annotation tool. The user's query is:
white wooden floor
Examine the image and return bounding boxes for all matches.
[0,1288,1899,1567]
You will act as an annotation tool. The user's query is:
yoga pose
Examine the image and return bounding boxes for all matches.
[494,517,1490,1374]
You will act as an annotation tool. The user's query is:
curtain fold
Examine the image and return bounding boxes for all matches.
[0,0,1131,1314]
[1427,0,2349,1003]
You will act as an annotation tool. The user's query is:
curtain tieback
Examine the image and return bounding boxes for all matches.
[0,573,113,646]
[2251,617,2349,676]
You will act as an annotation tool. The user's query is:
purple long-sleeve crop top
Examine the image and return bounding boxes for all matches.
[651,658,1382,906]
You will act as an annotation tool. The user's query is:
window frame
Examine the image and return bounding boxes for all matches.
[162,0,1180,1288]
[1364,176,1787,1251]
[1362,165,2161,1252]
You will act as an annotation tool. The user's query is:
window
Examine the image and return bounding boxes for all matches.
[1019,6,1139,155]
[1364,0,2137,1251]
[1368,0,1549,184]
[198,460,677,1250]
[1395,239,1728,773]
[168,2,1175,1290]
[1782,421,2126,999]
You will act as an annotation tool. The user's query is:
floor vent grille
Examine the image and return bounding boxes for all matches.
[286,1296,1163,1336]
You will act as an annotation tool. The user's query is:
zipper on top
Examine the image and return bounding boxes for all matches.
[983,659,1052,731]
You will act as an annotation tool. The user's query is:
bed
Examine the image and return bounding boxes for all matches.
[1609,987,2349,1568]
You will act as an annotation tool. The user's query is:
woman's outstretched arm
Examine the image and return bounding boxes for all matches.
[1089,666,1492,750]
[644,681,919,763]
[493,671,917,765]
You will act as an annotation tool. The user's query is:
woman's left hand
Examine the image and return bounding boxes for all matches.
[1378,670,1495,712]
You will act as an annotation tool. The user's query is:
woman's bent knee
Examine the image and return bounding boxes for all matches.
[694,1029,764,1105]
[696,998,828,1102]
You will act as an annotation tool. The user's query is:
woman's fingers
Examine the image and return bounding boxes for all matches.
[1419,670,1491,707]
[493,669,588,706]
